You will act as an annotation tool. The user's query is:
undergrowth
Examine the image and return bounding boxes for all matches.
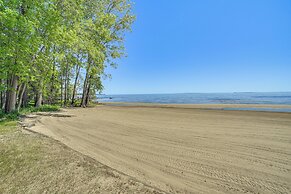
[0,105,60,122]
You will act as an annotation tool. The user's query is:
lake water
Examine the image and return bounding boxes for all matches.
[97,92,291,105]
[97,92,291,112]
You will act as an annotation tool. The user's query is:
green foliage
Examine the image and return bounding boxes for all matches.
[0,105,60,122]
[22,105,60,114]
[0,111,20,122]
[0,0,134,111]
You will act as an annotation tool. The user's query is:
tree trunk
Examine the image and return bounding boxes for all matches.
[60,74,63,106]
[35,80,43,107]
[64,63,68,107]
[81,71,89,107]
[71,65,80,106]
[81,57,91,108]
[85,79,91,107]
[16,83,21,101]
[66,66,70,105]
[49,63,56,104]
[1,92,6,110]
[35,91,42,107]
[64,81,67,106]
[22,87,28,108]
[5,75,19,113]
[17,83,26,111]
[0,79,3,109]
[0,91,3,110]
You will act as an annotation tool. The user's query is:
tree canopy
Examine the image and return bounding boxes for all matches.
[0,0,134,113]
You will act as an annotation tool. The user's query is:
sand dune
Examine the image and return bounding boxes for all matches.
[23,105,291,193]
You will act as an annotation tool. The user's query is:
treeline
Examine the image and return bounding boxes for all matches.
[0,0,134,113]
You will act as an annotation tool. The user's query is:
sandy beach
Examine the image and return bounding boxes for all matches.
[23,104,291,193]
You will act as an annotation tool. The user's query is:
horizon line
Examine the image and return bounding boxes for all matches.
[99,91,291,96]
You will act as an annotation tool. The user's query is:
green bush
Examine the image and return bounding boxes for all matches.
[0,110,20,121]
[25,105,60,113]
[0,105,60,122]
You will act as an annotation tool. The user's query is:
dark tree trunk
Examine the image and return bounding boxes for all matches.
[1,92,6,110]
[81,71,89,107]
[85,79,91,107]
[49,63,56,104]
[0,79,4,109]
[71,65,80,106]
[81,57,91,108]
[17,83,26,111]
[60,74,63,106]
[5,75,19,113]
[22,87,28,108]
[64,63,69,107]
[0,91,3,109]
[64,78,67,106]
[66,68,70,105]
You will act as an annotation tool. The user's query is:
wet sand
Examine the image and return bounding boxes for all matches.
[23,104,291,193]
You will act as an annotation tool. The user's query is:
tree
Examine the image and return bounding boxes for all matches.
[0,0,134,113]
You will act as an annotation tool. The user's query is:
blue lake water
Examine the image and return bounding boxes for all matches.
[97,92,291,105]
[97,92,291,112]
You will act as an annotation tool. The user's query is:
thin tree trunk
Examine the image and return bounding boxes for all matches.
[64,80,67,106]
[4,78,10,112]
[81,57,91,107]
[49,63,56,104]
[60,74,63,106]
[81,71,89,107]
[66,67,70,105]
[0,91,3,110]
[2,78,7,109]
[85,78,91,107]
[16,83,22,101]
[1,92,6,110]
[17,83,26,111]
[71,65,80,106]
[0,79,3,109]
[22,86,28,108]
[64,63,68,106]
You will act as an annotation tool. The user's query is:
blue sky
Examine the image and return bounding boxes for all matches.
[103,0,291,94]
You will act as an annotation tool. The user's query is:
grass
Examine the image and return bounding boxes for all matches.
[0,121,17,135]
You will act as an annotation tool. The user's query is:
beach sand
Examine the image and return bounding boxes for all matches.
[22,104,291,193]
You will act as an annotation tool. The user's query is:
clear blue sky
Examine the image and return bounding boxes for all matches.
[103,0,291,94]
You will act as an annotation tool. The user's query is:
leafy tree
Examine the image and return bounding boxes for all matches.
[0,0,134,113]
